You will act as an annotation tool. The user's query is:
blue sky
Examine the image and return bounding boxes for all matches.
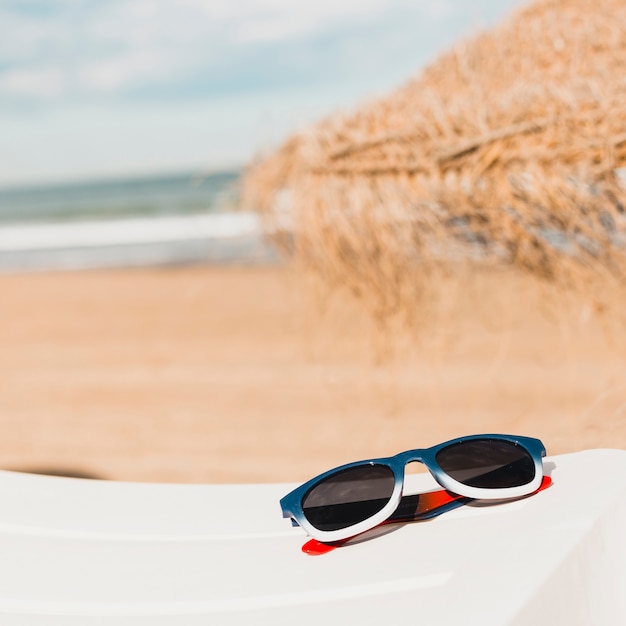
[0,0,522,188]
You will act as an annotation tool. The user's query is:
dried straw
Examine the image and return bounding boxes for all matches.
[243,0,626,322]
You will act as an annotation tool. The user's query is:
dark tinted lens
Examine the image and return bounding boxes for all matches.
[435,439,535,489]
[302,464,395,531]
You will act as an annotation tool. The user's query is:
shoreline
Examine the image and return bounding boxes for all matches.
[0,212,277,271]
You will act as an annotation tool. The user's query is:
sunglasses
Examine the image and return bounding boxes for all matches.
[280,434,546,542]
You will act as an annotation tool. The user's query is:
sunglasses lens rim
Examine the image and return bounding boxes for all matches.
[301,463,396,532]
[434,438,536,489]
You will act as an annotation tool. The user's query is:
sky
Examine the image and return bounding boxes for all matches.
[0,0,522,188]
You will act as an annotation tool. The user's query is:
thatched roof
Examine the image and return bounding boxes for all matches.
[244,0,626,318]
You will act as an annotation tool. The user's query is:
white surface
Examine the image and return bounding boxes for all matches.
[0,449,623,625]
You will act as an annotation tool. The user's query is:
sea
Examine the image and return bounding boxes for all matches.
[0,171,240,225]
[0,171,276,271]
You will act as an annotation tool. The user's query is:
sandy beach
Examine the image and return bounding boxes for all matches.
[0,264,624,484]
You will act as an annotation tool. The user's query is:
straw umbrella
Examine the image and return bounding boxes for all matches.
[244,0,626,321]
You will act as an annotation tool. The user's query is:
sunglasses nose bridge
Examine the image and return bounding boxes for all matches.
[397,450,426,472]
[394,452,427,495]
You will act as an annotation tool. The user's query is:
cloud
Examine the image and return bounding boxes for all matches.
[0,0,497,104]
[0,66,65,99]
[0,0,523,185]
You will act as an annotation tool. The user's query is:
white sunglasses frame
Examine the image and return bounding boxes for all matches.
[280,434,546,542]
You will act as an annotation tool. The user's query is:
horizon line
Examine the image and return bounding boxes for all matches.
[0,164,246,195]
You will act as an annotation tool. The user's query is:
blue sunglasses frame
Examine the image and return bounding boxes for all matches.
[281,434,546,542]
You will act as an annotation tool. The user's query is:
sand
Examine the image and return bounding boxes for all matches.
[0,265,624,484]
